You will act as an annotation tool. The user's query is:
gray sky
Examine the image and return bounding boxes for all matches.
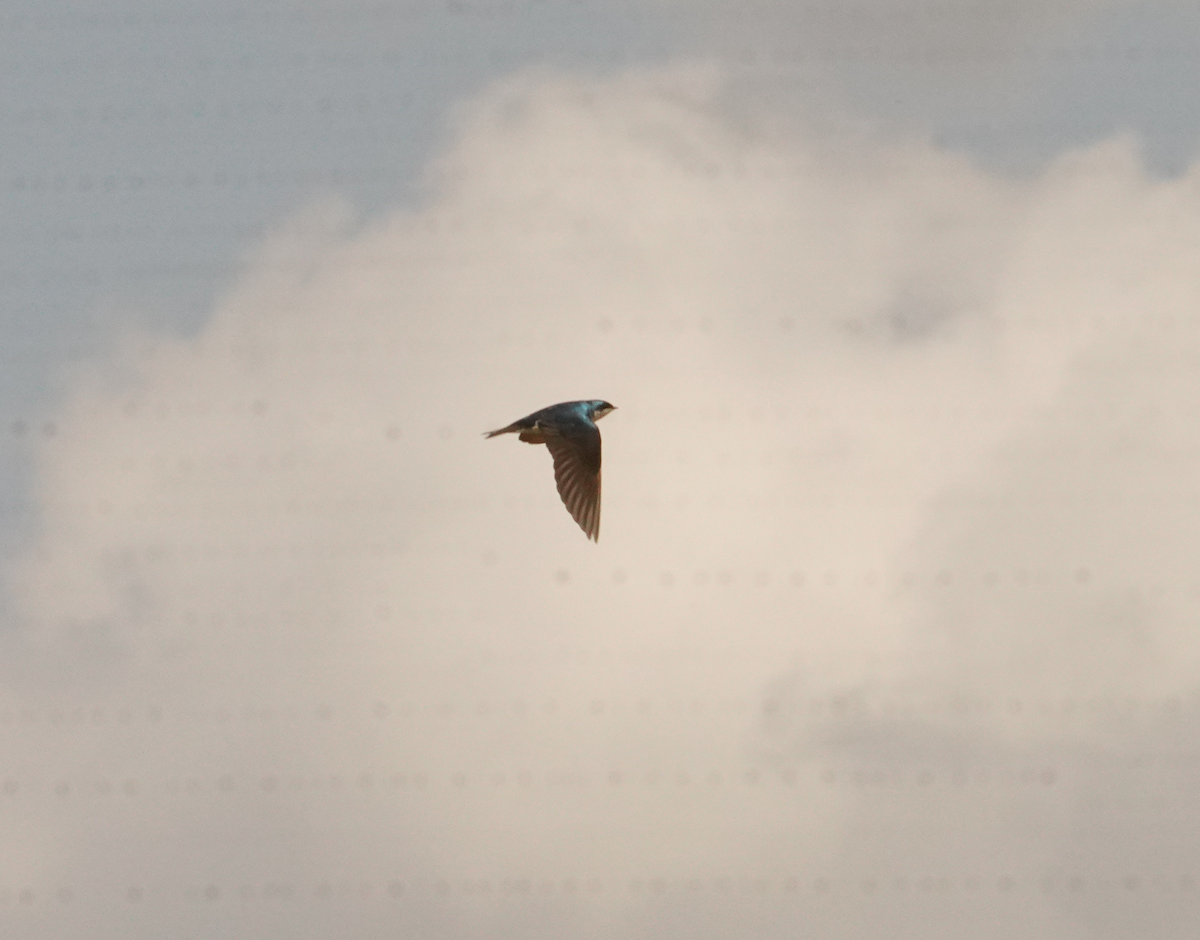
[3,2,1200,938]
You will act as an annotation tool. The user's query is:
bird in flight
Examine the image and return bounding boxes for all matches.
[485,400,617,541]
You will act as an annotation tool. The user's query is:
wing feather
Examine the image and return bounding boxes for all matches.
[545,424,602,542]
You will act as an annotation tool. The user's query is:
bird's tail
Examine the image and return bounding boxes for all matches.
[485,422,547,444]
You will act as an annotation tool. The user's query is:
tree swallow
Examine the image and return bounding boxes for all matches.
[485,400,617,542]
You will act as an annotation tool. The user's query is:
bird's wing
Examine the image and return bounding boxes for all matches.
[545,423,602,542]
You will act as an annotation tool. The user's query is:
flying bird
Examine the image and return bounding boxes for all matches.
[485,400,616,541]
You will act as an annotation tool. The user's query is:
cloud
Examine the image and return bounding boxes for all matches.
[4,64,1200,938]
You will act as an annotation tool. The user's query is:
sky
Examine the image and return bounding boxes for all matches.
[3,1,1200,938]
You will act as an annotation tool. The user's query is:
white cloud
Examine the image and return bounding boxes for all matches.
[4,64,1200,938]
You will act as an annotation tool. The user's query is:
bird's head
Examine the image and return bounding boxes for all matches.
[588,401,617,421]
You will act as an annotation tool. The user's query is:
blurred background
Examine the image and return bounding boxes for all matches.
[3,1,1200,937]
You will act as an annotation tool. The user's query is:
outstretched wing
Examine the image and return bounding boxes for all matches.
[545,423,602,542]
